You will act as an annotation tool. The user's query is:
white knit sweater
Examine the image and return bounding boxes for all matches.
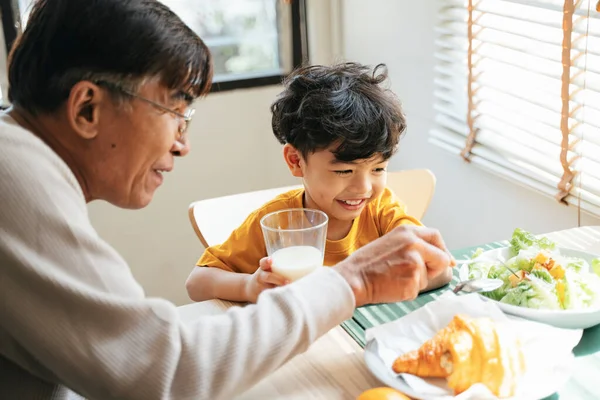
[0,113,356,400]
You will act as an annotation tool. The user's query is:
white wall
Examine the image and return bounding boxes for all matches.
[341,0,600,250]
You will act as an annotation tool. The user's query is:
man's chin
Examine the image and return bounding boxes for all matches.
[132,193,154,209]
[109,192,155,210]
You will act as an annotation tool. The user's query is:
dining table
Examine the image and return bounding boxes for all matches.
[177,226,600,399]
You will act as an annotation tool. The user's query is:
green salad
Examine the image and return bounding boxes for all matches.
[467,228,600,310]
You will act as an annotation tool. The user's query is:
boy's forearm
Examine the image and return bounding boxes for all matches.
[421,267,453,292]
[213,270,252,302]
[186,267,251,303]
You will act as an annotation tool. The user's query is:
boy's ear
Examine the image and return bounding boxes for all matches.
[283,144,304,177]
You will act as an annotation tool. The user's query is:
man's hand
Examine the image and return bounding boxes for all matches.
[333,225,455,307]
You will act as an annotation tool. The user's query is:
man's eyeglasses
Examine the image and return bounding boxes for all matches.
[96,80,195,135]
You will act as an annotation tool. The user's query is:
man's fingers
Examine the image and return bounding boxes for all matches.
[413,237,453,277]
[413,227,456,266]
[409,252,427,296]
[394,250,425,301]
[418,258,428,291]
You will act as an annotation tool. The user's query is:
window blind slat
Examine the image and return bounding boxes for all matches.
[437,37,596,76]
[430,133,559,194]
[434,112,600,198]
[433,109,600,167]
[434,117,571,179]
[438,21,600,60]
[436,82,600,141]
[431,128,564,186]
[436,89,600,153]
[437,71,600,117]
[436,38,600,81]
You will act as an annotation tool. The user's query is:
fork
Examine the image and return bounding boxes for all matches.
[455,256,520,278]
[454,257,494,265]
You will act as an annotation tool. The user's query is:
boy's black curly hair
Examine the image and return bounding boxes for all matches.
[271,62,406,162]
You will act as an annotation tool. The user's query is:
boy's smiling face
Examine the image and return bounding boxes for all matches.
[283,144,388,226]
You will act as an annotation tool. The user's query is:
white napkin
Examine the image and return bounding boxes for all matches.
[365,292,583,400]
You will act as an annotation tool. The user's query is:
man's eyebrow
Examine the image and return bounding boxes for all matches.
[171,90,194,104]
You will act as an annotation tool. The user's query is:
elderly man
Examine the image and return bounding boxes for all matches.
[0,0,454,399]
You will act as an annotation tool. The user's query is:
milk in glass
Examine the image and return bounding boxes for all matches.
[270,245,323,281]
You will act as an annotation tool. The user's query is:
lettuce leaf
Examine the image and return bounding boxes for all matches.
[482,265,513,301]
[509,228,556,255]
[563,269,600,309]
[592,258,600,277]
[506,251,536,273]
[499,279,561,310]
[560,256,587,273]
[530,268,553,284]
[467,248,496,280]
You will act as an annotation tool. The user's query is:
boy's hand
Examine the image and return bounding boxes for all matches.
[244,258,289,303]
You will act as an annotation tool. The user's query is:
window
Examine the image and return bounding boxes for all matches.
[0,0,17,107]
[3,0,307,94]
[160,0,306,91]
[431,0,600,216]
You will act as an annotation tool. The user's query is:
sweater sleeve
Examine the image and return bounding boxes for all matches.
[0,126,356,400]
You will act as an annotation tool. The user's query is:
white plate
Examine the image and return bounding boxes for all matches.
[458,247,600,329]
[362,293,581,400]
[363,338,571,400]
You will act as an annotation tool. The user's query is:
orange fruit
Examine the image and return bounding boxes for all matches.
[356,387,412,400]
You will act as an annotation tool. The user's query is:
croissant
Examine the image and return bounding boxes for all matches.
[392,314,525,398]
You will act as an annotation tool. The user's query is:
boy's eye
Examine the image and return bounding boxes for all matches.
[374,168,387,173]
[334,170,352,175]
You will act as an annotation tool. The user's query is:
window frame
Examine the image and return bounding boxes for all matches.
[0,0,309,93]
[0,0,17,58]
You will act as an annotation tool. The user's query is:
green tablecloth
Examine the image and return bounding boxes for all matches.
[340,240,600,400]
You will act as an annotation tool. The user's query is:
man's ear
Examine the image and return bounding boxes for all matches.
[283,144,305,177]
[66,81,105,140]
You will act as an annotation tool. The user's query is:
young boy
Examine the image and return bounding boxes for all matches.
[186,62,453,303]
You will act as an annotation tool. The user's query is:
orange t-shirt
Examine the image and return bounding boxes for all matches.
[196,187,422,273]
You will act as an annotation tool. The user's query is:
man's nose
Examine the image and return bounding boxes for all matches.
[171,136,190,157]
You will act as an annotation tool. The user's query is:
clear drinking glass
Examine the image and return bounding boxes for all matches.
[260,208,328,281]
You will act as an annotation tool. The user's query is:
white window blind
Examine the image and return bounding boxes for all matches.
[431,0,600,216]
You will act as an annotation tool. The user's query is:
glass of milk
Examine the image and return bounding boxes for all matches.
[260,208,328,281]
